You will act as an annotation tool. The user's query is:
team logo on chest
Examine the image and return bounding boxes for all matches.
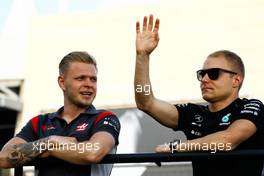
[191,114,204,127]
[76,123,89,131]
[219,113,231,126]
[42,124,56,132]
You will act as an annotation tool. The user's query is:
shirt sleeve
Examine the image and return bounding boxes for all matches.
[91,114,121,145]
[15,116,39,142]
[174,103,190,131]
[236,99,264,133]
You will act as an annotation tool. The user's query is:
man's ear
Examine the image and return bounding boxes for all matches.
[58,75,66,91]
[233,74,243,89]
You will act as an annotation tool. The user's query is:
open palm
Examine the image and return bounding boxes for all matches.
[136,15,160,55]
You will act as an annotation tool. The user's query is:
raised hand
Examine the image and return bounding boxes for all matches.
[136,14,160,55]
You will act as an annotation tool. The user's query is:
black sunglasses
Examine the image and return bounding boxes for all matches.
[196,68,237,81]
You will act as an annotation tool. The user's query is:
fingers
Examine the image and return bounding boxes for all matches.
[136,21,140,34]
[136,14,159,33]
[147,15,153,31]
[153,18,160,33]
[143,16,148,31]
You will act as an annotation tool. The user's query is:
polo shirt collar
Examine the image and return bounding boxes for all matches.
[49,104,98,119]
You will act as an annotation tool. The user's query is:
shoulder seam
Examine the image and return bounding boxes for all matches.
[94,111,114,124]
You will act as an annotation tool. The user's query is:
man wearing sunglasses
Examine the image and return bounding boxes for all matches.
[134,15,264,176]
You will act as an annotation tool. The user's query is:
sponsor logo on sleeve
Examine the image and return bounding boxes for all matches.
[103,121,119,131]
[241,101,261,116]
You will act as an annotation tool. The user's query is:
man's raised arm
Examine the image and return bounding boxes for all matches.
[135,14,179,128]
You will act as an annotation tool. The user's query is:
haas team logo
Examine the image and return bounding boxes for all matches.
[76,123,88,131]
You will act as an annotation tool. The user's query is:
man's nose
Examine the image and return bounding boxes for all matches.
[201,73,210,82]
[84,78,93,87]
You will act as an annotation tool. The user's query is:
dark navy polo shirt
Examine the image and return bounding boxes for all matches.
[16,105,120,176]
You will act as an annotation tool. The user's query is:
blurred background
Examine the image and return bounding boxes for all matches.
[0,0,264,175]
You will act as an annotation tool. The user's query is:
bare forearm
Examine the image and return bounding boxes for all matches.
[1,137,50,168]
[50,145,99,165]
[156,135,232,154]
[0,153,7,168]
[175,132,233,153]
[49,138,89,164]
[134,53,154,109]
[49,137,103,165]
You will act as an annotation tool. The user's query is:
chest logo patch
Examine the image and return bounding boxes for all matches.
[220,113,231,126]
[42,124,55,131]
[191,115,203,127]
[76,123,88,131]
[195,115,203,123]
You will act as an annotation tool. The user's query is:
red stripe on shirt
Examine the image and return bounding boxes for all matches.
[31,116,39,134]
[95,111,113,124]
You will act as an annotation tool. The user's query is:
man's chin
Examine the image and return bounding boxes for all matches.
[202,94,213,103]
[83,101,93,107]
[77,100,94,108]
